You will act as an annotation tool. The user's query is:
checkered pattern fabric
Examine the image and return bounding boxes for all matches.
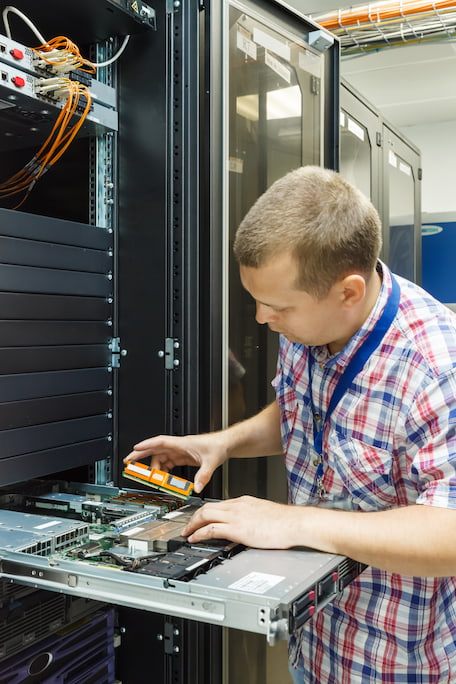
[272,263,456,683]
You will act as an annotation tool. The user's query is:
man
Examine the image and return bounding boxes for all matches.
[125,166,456,682]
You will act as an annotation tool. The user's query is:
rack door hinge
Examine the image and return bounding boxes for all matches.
[310,75,320,96]
[158,338,180,370]
[109,337,127,368]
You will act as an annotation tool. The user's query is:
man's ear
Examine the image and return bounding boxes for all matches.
[338,274,366,308]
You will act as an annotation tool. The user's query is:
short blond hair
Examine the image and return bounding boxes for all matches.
[233,166,382,298]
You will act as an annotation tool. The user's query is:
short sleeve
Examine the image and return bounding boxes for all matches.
[405,370,456,508]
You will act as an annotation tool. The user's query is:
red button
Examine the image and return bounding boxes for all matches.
[10,48,24,60]
[12,76,25,87]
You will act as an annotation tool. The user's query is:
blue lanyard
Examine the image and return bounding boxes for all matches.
[308,273,400,496]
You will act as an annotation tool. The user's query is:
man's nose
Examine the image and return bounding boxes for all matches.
[255,302,275,324]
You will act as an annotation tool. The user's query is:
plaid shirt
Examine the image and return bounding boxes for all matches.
[272,263,456,683]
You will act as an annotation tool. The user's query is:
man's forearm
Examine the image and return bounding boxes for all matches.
[218,400,283,460]
[182,486,456,577]
[293,503,456,577]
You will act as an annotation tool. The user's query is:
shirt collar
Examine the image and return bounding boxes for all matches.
[311,261,392,368]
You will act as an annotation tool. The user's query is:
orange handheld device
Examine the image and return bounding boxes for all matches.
[122,462,194,500]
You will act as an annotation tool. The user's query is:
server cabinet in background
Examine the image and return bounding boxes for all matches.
[381,121,422,284]
[0,2,339,682]
[339,80,381,211]
[340,78,422,284]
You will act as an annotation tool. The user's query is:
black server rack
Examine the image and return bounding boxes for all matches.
[0,2,340,682]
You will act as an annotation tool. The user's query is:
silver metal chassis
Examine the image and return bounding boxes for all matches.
[0,545,349,645]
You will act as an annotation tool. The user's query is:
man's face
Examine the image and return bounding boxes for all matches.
[239,253,348,349]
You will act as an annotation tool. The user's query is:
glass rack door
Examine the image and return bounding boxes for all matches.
[221,5,337,681]
[382,124,421,285]
[224,8,328,683]
[226,1,326,499]
[340,110,372,201]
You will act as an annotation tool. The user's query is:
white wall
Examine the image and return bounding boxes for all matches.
[402,121,456,220]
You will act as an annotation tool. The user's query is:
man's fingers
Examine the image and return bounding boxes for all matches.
[182,501,239,536]
[123,445,155,463]
[186,522,231,544]
[193,465,216,493]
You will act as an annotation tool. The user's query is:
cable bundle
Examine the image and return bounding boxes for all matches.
[0,5,130,208]
[314,1,456,54]
[32,36,96,75]
[0,78,92,208]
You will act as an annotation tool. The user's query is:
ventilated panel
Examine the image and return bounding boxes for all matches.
[0,592,67,662]
[0,208,113,485]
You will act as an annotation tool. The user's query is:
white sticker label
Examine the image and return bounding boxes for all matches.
[237,31,257,60]
[399,161,411,176]
[228,157,244,174]
[265,50,291,83]
[151,471,164,482]
[229,571,285,594]
[122,526,145,536]
[253,27,290,61]
[347,117,365,141]
[299,49,321,78]
[128,463,152,477]
[389,150,397,167]
[34,521,62,529]
[164,510,185,519]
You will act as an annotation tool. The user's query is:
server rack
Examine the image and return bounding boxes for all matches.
[381,120,422,284]
[0,2,340,682]
[340,78,422,284]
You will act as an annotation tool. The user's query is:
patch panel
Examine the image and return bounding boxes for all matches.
[0,33,35,73]
[0,31,116,110]
[0,60,117,151]
[0,60,35,98]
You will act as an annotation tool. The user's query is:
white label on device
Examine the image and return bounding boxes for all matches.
[34,521,62,529]
[128,463,152,476]
[229,571,285,594]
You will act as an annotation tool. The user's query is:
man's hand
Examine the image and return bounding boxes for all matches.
[124,402,283,495]
[124,433,227,494]
[182,495,299,548]
[182,499,456,578]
